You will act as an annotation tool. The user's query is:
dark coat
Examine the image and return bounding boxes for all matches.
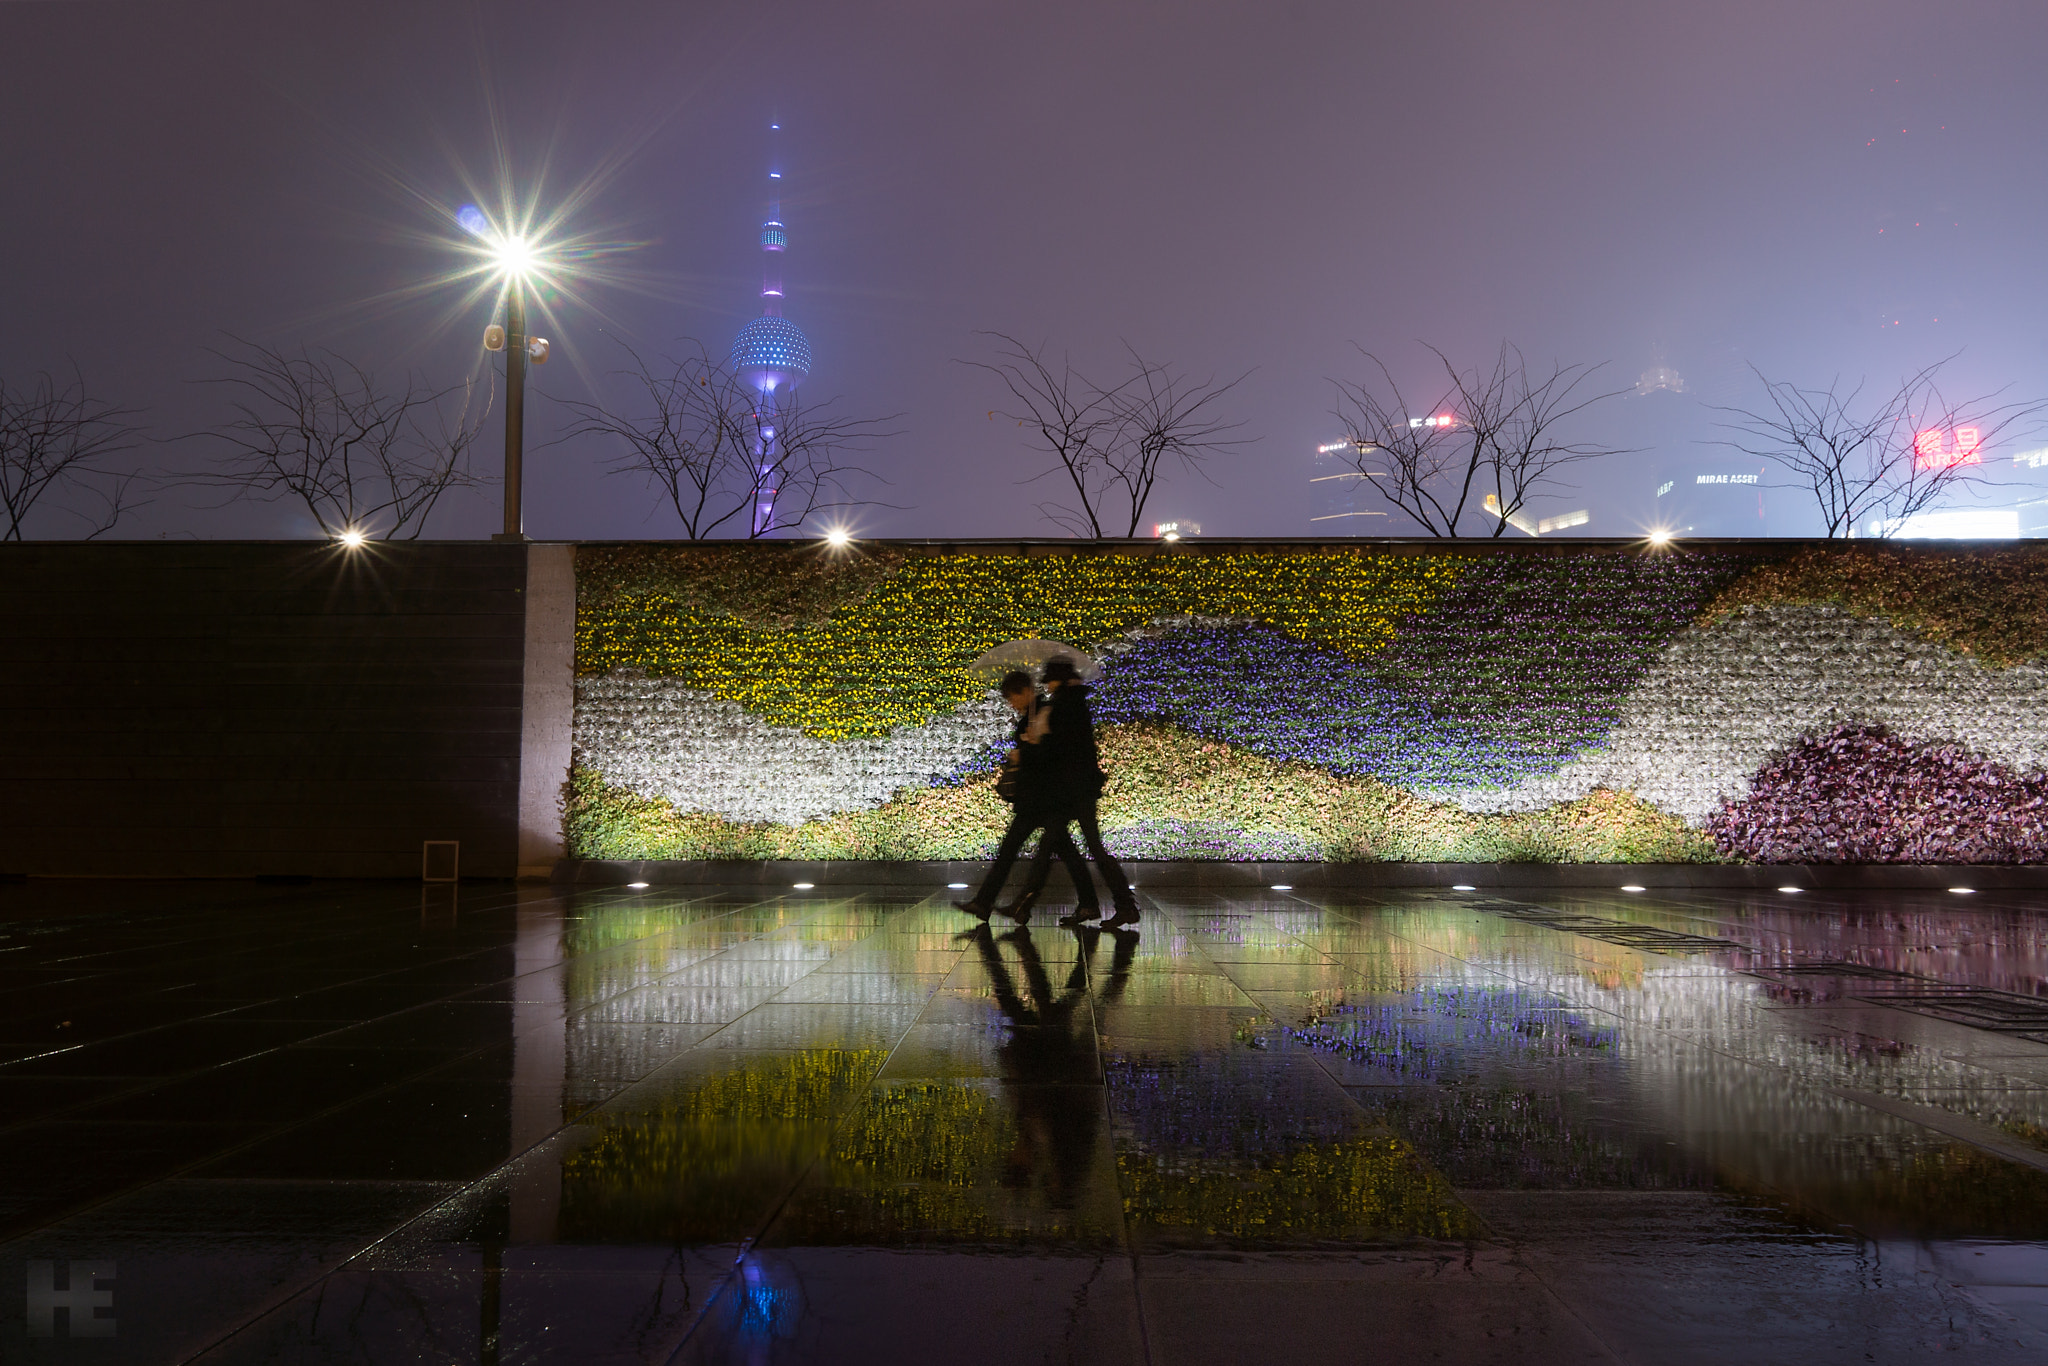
[1042,682,1107,809]
[1004,700,1062,814]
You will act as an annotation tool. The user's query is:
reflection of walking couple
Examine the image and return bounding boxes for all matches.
[966,921,1137,1206]
[954,655,1141,929]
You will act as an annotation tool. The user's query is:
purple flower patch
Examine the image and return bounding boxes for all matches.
[1709,724,2048,863]
[1083,553,1757,789]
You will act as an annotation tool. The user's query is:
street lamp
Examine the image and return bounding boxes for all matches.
[462,208,550,541]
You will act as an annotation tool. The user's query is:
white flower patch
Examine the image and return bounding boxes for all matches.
[1094,613,1260,658]
[575,674,1013,825]
[572,614,1243,825]
[1439,604,2048,823]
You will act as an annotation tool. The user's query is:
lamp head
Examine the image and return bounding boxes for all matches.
[492,234,536,277]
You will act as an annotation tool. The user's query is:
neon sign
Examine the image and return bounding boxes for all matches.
[1914,427,1981,470]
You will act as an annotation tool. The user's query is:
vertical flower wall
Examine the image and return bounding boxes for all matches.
[567,542,2048,864]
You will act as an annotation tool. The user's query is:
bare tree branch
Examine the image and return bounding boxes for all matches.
[1711,358,2045,537]
[1471,347,1634,534]
[742,389,902,538]
[960,334,1128,537]
[1331,351,1474,535]
[192,339,490,539]
[1099,345,1252,538]
[556,339,898,539]
[962,332,1248,537]
[1331,343,1628,536]
[0,368,145,540]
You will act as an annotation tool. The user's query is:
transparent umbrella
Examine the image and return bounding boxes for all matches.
[965,639,1101,684]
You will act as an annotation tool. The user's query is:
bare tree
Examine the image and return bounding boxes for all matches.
[1712,359,2044,537]
[0,369,144,540]
[1328,353,1476,536]
[196,340,490,539]
[557,341,896,539]
[964,333,1249,537]
[1331,343,1628,536]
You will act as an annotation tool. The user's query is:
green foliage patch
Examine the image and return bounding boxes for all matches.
[563,724,1715,863]
[1702,542,2048,665]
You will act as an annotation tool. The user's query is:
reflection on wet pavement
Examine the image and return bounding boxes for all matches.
[6,880,2048,1361]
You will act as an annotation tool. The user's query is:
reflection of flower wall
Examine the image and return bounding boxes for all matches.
[570,544,2048,863]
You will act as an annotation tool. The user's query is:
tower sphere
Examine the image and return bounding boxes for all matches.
[731,316,812,396]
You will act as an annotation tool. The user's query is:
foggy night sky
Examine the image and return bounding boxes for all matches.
[3,0,2046,541]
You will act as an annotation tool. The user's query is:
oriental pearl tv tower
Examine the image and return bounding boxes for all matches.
[730,122,813,535]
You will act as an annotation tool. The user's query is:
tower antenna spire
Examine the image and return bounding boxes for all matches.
[731,118,813,535]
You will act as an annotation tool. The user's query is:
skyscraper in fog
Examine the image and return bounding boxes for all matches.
[1309,439,1385,532]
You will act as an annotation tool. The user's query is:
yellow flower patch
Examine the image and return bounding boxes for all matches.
[577,548,1465,739]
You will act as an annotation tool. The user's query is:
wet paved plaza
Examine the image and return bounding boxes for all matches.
[7,881,2048,1363]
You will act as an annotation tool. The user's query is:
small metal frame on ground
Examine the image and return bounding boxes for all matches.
[421,841,460,883]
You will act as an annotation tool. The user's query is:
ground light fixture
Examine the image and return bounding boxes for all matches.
[946,882,969,889]
[1621,884,1647,893]
[1270,884,1293,891]
[1778,886,1802,893]
[1451,884,1476,891]
[1950,886,1976,894]
[793,882,815,890]
[626,882,650,889]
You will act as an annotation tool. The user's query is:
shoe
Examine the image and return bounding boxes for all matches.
[953,899,993,920]
[1099,906,1140,930]
[1058,907,1101,927]
[993,886,1038,920]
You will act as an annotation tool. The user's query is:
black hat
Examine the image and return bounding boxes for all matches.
[1041,655,1081,683]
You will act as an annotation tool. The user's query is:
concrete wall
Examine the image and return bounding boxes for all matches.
[515,543,576,879]
[0,542,529,878]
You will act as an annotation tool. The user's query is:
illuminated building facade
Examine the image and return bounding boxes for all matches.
[1653,462,1767,536]
[730,123,813,535]
[1309,439,1385,532]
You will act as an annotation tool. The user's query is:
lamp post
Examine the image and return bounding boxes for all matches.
[499,275,526,541]
[471,227,547,543]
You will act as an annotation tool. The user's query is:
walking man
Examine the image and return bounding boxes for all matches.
[1038,655,1140,928]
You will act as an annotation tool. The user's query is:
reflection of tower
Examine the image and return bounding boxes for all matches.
[730,122,813,535]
